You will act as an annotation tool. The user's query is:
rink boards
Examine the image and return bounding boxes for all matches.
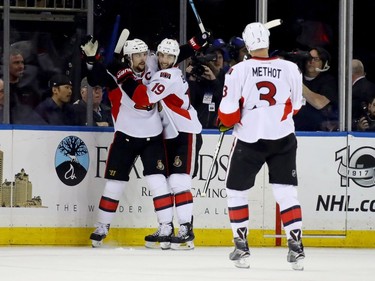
[0,126,374,247]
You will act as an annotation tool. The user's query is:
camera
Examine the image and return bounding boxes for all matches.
[354,102,372,127]
[190,53,217,78]
[275,49,312,70]
[359,102,371,123]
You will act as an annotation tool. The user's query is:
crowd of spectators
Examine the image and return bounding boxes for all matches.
[1,32,375,132]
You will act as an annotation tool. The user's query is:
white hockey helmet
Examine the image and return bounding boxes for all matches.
[123,38,148,56]
[157,38,180,66]
[242,22,270,51]
[122,39,148,67]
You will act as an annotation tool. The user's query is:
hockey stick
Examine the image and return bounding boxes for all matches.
[264,19,282,29]
[189,0,206,33]
[201,131,225,197]
[114,28,130,54]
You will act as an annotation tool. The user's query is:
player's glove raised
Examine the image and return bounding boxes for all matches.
[116,67,134,84]
[80,35,99,65]
[188,31,211,51]
[115,59,133,84]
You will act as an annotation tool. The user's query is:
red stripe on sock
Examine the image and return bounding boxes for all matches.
[99,196,119,212]
[174,191,193,207]
[228,205,248,222]
[154,194,174,210]
[280,205,302,226]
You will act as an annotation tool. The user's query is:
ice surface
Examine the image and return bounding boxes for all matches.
[0,246,374,281]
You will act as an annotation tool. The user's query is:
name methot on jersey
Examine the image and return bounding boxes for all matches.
[252,66,281,78]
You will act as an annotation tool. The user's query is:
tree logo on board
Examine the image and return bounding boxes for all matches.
[54,136,89,186]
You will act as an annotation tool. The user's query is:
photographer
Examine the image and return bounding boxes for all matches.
[292,47,338,131]
[228,36,249,66]
[355,94,375,131]
[187,45,226,129]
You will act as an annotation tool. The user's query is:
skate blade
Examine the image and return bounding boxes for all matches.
[91,240,103,248]
[291,259,304,271]
[145,242,161,249]
[159,242,171,250]
[234,257,250,269]
[171,241,194,250]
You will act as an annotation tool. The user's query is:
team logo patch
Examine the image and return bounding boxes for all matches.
[156,160,165,171]
[292,169,297,178]
[173,156,182,167]
[54,135,89,186]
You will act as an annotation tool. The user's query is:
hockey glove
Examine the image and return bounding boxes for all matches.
[80,36,99,65]
[188,31,211,51]
[116,62,134,84]
[216,119,233,133]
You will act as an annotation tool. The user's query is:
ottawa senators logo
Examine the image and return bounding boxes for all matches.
[156,160,165,171]
[173,156,182,168]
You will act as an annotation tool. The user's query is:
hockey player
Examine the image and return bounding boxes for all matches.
[125,38,203,250]
[81,37,174,248]
[218,22,305,269]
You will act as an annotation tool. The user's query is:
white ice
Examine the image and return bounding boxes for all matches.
[0,246,374,281]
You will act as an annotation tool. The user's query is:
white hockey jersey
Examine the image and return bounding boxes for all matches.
[145,66,202,139]
[142,52,158,86]
[107,71,163,138]
[218,57,303,143]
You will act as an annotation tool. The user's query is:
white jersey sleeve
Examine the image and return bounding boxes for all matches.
[107,71,163,138]
[219,57,303,143]
[146,67,202,138]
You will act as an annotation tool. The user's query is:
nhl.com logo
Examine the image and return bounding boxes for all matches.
[335,146,375,188]
[54,135,89,186]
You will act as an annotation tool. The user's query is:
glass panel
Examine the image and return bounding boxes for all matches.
[268,0,340,132]
[1,1,90,126]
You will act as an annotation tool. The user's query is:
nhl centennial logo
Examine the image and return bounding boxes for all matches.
[335,146,375,188]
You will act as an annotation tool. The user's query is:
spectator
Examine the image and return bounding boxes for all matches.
[188,46,226,129]
[34,74,77,125]
[7,47,45,124]
[293,46,338,131]
[207,38,230,73]
[354,93,375,131]
[73,77,113,126]
[352,59,375,122]
[9,47,25,85]
[227,36,249,66]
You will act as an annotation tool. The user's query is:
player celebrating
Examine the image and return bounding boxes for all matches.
[218,22,305,269]
[81,37,174,248]
[126,38,203,250]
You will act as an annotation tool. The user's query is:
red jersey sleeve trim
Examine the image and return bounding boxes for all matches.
[132,84,151,107]
[218,108,241,127]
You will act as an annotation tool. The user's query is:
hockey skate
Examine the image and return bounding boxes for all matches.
[145,222,174,250]
[287,229,305,271]
[90,223,110,248]
[171,222,195,250]
[144,224,162,249]
[229,227,250,268]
